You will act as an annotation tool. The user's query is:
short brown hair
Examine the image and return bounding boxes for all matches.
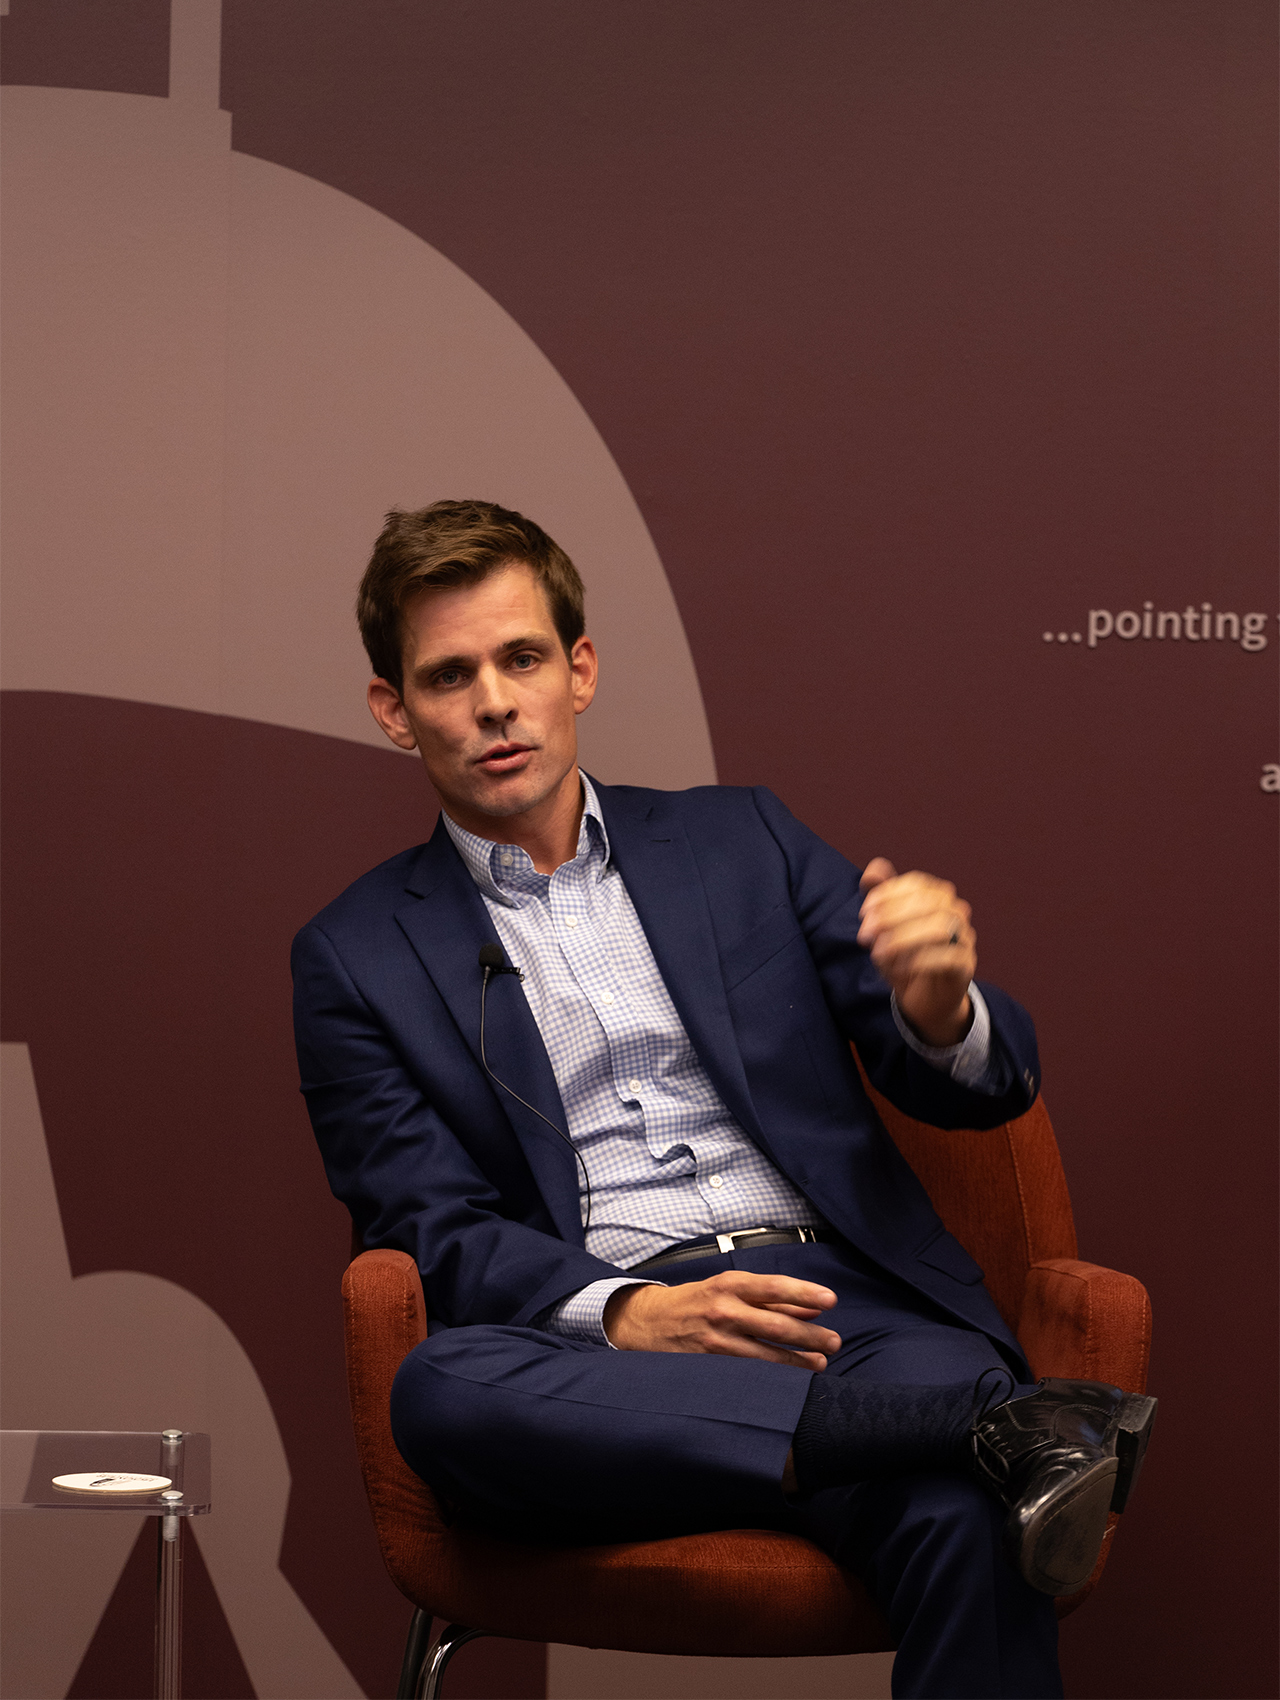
[357,499,586,692]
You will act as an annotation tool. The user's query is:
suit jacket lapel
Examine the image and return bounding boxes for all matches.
[395,821,583,1243]
[597,786,771,1157]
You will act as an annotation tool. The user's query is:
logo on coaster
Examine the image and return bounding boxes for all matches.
[52,1472,173,1493]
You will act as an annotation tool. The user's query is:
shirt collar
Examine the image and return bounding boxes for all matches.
[442,772,611,906]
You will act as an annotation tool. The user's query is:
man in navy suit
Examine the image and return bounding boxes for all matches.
[293,501,1152,1699]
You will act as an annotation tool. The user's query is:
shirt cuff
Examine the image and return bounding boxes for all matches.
[890,982,997,1093]
[537,1276,664,1347]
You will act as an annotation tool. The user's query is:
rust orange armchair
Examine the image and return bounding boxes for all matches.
[341,1086,1152,1698]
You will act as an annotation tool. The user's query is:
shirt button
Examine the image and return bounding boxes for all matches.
[628,1078,641,1093]
[564,916,578,928]
[709,1175,724,1189]
[501,853,513,867]
[602,993,614,1005]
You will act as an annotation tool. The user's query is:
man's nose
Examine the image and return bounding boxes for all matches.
[474,665,518,723]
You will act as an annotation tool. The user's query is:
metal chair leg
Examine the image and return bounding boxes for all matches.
[399,1614,486,1700]
[397,1610,434,1700]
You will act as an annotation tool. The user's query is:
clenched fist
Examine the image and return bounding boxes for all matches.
[856,858,976,1046]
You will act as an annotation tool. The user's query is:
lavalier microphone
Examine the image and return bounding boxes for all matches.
[479,942,522,979]
[477,945,592,1235]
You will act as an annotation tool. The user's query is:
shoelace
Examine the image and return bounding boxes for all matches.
[970,1365,1021,1427]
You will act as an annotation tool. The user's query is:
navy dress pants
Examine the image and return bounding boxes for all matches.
[391,1243,1062,1699]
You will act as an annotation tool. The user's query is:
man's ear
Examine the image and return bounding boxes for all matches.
[367,677,418,750]
[570,636,599,716]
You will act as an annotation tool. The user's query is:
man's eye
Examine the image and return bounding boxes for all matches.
[436,670,462,687]
[511,653,537,670]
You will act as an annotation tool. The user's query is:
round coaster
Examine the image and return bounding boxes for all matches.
[52,1472,172,1493]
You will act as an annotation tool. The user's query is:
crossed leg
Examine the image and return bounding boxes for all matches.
[788,1318,1060,1698]
[390,1247,1061,1699]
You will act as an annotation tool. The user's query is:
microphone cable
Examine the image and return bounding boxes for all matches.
[478,944,592,1237]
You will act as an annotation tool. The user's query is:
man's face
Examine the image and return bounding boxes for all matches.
[366,562,597,834]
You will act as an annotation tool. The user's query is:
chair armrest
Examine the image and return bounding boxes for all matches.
[1020,1258,1154,1619]
[1018,1258,1152,1394]
[341,1249,451,1553]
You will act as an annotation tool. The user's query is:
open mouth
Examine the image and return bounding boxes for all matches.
[474,743,534,773]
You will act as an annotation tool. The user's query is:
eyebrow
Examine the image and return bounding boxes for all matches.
[410,633,553,682]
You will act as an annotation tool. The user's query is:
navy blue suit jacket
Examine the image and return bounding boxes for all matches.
[292,782,1039,1363]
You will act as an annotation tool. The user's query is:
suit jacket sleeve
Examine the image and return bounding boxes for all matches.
[749,786,1040,1128]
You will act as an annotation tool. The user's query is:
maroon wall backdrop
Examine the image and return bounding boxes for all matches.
[4,4,1276,1698]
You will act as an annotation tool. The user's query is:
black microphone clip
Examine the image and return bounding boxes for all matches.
[478,943,523,981]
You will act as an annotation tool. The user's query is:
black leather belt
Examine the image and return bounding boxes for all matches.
[628,1225,839,1274]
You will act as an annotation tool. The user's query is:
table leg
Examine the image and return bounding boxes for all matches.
[154,1514,183,1700]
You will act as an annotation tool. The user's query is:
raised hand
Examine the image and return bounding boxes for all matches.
[856,857,976,1046]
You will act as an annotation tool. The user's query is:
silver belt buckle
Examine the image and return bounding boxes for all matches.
[714,1226,816,1254]
[715,1229,755,1254]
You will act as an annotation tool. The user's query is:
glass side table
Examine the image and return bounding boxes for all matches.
[1,1429,211,1700]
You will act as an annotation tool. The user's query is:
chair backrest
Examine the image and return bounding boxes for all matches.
[860,1066,1078,1332]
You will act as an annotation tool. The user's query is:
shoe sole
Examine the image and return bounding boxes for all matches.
[1008,1390,1159,1595]
[1009,1456,1117,1594]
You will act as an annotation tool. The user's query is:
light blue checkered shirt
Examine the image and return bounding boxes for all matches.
[444,775,992,1344]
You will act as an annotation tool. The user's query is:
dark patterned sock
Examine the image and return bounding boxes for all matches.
[790,1371,1022,1494]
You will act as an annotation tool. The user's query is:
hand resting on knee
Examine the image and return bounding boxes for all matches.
[603,1272,840,1370]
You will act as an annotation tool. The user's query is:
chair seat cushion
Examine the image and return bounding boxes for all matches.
[421,1523,894,1657]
